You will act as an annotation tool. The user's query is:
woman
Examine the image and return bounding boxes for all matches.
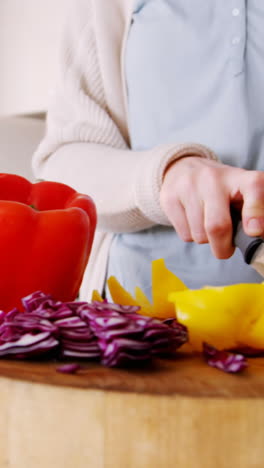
[33,0,264,300]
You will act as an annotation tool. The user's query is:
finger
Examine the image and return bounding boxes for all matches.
[204,194,234,259]
[240,172,264,236]
[170,201,193,242]
[182,195,208,244]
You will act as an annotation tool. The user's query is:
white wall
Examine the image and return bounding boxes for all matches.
[0,0,65,116]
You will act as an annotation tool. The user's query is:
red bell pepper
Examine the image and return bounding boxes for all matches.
[0,173,97,312]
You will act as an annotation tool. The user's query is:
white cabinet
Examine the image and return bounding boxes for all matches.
[0,0,65,116]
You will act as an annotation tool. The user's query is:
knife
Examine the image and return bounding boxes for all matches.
[232,208,264,277]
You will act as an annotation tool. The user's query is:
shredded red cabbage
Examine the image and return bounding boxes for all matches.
[0,332,59,358]
[56,363,81,374]
[0,291,187,368]
[203,342,248,373]
[77,302,188,366]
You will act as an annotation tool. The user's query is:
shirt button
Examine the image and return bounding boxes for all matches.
[231,36,241,45]
[232,8,240,17]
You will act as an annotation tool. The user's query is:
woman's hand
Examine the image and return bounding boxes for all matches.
[160,156,264,259]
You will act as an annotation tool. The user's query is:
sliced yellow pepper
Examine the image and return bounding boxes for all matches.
[91,290,104,302]
[134,286,154,317]
[244,314,264,349]
[151,258,187,318]
[169,284,264,351]
[107,276,138,306]
[107,258,187,318]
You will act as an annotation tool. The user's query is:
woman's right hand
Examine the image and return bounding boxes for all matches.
[160,156,264,259]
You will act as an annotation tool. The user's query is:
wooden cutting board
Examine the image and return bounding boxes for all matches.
[0,351,264,468]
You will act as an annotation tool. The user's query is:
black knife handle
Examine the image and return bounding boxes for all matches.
[234,221,263,264]
[231,207,264,264]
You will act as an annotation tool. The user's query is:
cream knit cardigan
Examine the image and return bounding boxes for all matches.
[32,0,216,300]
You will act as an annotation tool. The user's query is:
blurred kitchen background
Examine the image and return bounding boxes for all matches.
[0,0,63,116]
[0,0,64,178]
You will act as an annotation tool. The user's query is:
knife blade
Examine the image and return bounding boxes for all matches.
[232,210,264,278]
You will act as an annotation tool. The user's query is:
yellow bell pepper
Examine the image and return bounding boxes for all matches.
[91,289,104,302]
[134,287,153,316]
[151,259,187,318]
[107,276,138,306]
[106,258,187,318]
[169,284,264,351]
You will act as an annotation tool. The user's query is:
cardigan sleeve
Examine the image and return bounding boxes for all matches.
[32,0,217,233]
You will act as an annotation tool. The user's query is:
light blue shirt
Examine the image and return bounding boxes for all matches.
[106,0,264,299]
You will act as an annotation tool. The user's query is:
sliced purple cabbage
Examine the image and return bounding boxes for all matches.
[61,349,100,359]
[21,291,54,312]
[0,332,59,357]
[203,342,248,373]
[101,339,151,367]
[77,302,188,367]
[35,305,74,321]
[54,311,101,360]
[56,363,81,374]
[83,301,140,314]
[54,316,88,329]
[0,290,186,367]
[1,313,58,335]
